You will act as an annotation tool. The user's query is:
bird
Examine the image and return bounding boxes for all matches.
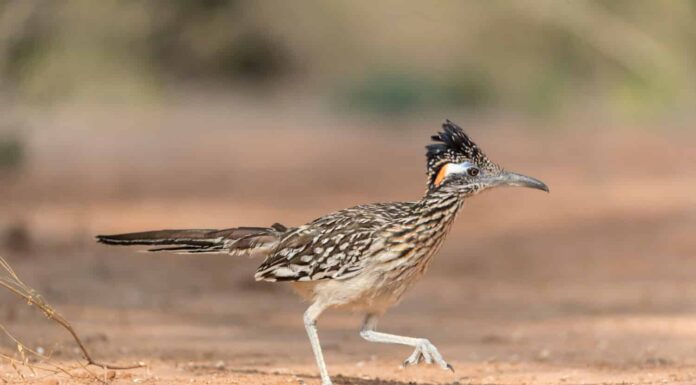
[97,120,548,385]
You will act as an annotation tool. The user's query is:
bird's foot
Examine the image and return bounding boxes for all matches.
[401,339,454,372]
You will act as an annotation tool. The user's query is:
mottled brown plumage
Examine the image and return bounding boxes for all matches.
[97,120,548,385]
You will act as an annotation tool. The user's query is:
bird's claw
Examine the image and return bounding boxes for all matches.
[401,339,453,372]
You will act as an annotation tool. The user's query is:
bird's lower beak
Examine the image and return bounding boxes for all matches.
[492,171,549,192]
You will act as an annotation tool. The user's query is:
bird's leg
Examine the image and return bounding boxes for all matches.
[304,303,333,385]
[359,314,453,371]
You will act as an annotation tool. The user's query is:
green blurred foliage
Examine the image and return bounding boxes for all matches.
[148,0,291,83]
[0,0,693,120]
[339,73,428,115]
[337,71,493,116]
[0,136,25,171]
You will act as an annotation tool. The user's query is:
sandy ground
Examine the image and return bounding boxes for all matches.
[0,111,695,384]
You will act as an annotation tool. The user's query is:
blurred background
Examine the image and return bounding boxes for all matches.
[0,1,695,384]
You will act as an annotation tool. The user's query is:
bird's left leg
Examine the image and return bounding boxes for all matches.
[304,302,333,385]
[359,314,453,371]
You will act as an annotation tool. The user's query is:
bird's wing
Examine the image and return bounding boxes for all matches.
[254,204,403,282]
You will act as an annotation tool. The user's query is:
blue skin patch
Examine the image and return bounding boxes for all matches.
[435,161,479,186]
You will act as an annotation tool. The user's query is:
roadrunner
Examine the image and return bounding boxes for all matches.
[97,120,548,385]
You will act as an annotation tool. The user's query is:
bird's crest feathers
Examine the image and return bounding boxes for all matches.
[426,120,495,190]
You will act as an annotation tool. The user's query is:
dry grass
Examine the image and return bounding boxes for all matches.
[0,256,143,383]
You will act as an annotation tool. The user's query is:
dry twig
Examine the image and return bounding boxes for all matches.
[0,255,144,372]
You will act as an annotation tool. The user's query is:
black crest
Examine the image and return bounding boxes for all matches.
[425,120,494,190]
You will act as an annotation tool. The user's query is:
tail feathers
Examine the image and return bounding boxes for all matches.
[97,223,288,256]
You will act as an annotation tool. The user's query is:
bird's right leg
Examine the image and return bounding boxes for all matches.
[359,314,453,371]
[304,302,333,385]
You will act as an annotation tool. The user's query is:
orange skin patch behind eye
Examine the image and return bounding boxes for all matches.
[434,163,449,186]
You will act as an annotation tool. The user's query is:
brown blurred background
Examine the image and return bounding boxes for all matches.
[0,2,695,384]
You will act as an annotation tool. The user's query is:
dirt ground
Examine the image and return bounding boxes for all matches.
[0,110,695,384]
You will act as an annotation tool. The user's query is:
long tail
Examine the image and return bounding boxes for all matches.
[96,223,289,256]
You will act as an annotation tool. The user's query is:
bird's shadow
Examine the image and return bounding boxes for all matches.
[333,374,433,385]
[225,368,445,385]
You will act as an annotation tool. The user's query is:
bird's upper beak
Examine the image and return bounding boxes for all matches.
[484,171,549,192]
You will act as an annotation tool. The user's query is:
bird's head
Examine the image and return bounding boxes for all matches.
[426,120,549,196]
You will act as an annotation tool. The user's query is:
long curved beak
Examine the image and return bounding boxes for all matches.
[486,171,549,192]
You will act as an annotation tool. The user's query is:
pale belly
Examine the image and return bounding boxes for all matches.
[291,276,411,315]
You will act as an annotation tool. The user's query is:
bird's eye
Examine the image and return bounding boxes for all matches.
[467,167,480,177]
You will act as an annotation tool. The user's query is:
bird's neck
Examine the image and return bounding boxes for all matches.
[415,187,465,227]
